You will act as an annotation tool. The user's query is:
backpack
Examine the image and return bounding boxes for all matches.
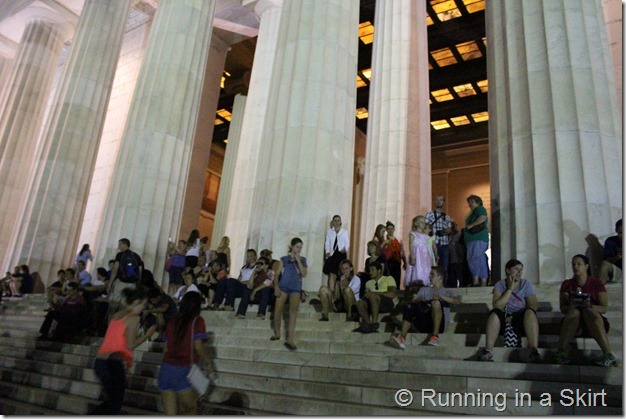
[119,251,140,283]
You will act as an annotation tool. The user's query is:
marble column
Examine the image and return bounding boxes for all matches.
[94,0,217,275]
[0,17,71,267]
[214,0,282,270]
[4,0,132,283]
[247,0,359,291]
[211,94,246,253]
[359,0,431,264]
[487,0,622,284]
[179,33,230,241]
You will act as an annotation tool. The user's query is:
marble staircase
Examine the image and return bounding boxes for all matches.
[0,283,622,415]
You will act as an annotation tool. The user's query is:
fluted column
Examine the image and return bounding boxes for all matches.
[247,0,359,291]
[214,0,282,270]
[94,0,217,275]
[0,17,71,267]
[359,0,431,265]
[488,0,622,283]
[211,94,246,252]
[4,0,132,283]
[179,33,230,240]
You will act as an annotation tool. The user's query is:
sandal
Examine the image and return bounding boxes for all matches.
[284,342,297,351]
[270,335,280,341]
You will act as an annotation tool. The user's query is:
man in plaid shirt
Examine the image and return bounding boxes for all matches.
[425,195,452,286]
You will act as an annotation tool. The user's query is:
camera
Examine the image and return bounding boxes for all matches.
[572,290,590,307]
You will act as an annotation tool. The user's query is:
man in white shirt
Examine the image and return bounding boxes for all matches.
[217,249,257,312]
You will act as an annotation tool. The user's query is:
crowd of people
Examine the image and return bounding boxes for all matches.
[4,198,619,414]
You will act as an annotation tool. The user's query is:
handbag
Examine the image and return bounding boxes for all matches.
[186,317,210,395]
[468,223,485,234]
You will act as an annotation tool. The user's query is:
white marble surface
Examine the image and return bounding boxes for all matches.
[247,0,359,290]
[218,0,281,272]
[358,0,431,265]
[94,0,217,275]
[487,0,622,283]
[4,0,132,284]
[0,19,68,271]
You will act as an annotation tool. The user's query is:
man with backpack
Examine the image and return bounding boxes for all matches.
[107,238,143,320]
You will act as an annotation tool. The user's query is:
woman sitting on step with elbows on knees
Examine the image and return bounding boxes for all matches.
[319,259,361,322]
[475,259,542,363]
[554,254,617,367]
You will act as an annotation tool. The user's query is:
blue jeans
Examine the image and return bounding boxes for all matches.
[466,240,489,279]
[225,278,248,308]
[436,244,449,283]
[237,286,271,316]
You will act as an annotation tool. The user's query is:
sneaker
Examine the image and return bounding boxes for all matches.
[235,314,245,319]
[476,347,493,362]
[256,314,265,320]
[554,349,571,365]
[527,349,543,364]
[594,352,618,367]
[428,335,439,346]
[388,335,406,350]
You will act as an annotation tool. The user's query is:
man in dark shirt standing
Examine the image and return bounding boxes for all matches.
[107,238,143,320]
[599,219,622,284]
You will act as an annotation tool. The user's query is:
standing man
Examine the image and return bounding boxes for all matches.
[107,238,143,319]
[425,195,452,286]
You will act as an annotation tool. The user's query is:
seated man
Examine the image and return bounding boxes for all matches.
[475,259,542,363]
[212,249,257,311]
[599,219,622,284]
[236,256,273,319]
[555,254,617,366]
[39,282,87,341]
[388,266,460,349]
[319,259,361,321]
[355,261,396,333]
[84,268,111,336]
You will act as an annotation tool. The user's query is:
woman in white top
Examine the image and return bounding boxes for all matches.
[173,271,200,302]
[322,215,350,299]
[319,259,360,322]
[185,230,201,269]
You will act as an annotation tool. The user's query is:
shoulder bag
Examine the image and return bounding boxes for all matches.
[186,317,210,395]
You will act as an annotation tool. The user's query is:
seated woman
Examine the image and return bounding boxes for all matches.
[173,271,201,303]
[319,259,361,322]
[555,254,617,367]
[475,259,542,363]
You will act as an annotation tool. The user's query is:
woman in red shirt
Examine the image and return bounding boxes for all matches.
[158,291,216,415]
[555,254,617,366]
[380,221,406,289]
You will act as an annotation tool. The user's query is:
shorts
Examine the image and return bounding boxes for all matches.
[403,302,446,334]
[157,362,192,392]
[490,307,536,337]
[364,294,394,313]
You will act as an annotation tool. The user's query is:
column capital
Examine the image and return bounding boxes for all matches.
[253,0,283,19]
[22,5,76,40]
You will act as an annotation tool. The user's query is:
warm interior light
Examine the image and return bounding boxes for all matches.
[453,83,476,97]
[463,0,485,13]
[471,111,489,122]
[431,88,454,102]
[431,119,451,130]
[355,107,369,119]
[216,109,232,121]
[477,79,488,93]
[455,41,481,61]
[431,47,457,67]
[358,22,374,45]
[450,115,471,126]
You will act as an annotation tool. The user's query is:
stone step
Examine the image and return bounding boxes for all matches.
[0,334,621,384]
[0,395,63,415]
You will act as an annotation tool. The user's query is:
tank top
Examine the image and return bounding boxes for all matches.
[97,316,134,368]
